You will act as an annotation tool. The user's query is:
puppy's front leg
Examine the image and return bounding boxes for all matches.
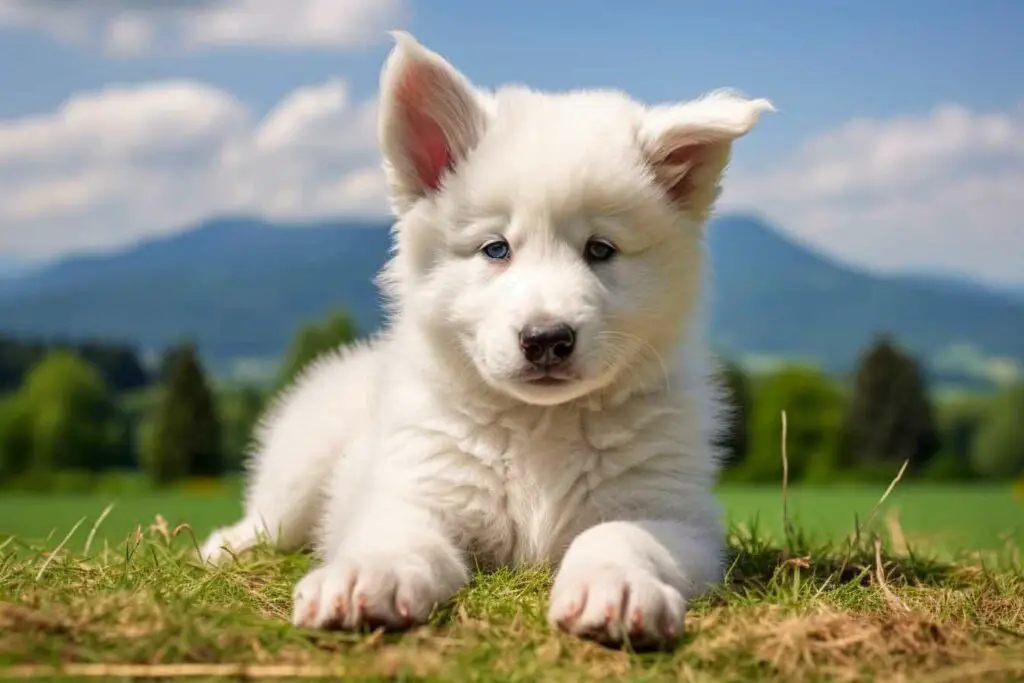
[548,519,723,647]
[292,489,468,631]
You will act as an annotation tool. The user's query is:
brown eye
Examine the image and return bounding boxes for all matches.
[584,238,617,264]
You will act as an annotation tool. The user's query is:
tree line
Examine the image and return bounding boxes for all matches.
[0,321,1022,491]
[1,336,148,394]
[715,334,1024,483]
[0,311,356,490]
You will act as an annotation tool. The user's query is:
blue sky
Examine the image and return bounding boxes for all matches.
[0,0,1021,285]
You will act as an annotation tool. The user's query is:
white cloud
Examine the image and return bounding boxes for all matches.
[0,79,389,258]
[3,76,1021,287]
[722,102,1024,284]
[0,0,405,55]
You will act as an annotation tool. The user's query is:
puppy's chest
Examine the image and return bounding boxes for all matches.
[429,406,670,567]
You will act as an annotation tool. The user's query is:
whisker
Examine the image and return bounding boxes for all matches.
[596,330,672,392]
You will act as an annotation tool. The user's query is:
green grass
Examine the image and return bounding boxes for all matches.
[1,485,1023,681]
[718,484,1024,559]
[2,484,1022,559]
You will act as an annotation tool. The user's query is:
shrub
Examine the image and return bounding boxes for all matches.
[739,365,845,483]
[17,351,124,476]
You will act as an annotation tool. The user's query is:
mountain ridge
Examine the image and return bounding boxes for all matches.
[0,257,36,280]
[0,213,1021,386]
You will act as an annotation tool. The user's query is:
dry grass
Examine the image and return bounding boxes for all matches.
[0,510,1022,682]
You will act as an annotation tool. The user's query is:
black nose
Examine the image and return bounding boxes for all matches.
[519,322,576,367]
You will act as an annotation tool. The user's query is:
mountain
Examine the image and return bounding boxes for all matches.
[0,257,33,280]
[0,217,392,367]
[885,271,1024,301]
[1,213,1021,384]
[705,216,1024,381]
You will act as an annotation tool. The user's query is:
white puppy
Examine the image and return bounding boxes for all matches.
[200,32,772,647]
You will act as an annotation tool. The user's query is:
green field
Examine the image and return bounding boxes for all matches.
[2,484,1023,681]
[2,484,1022,559]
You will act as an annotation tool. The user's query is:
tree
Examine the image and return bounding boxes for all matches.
[713,359,751,469]
[143,343,223,485]
[839,334,940,473]
[0,334,149,394]
[924,395,987,481]
[0,336,41,392]
[77,342,149,392]
[276,309,358,389]
[16,351,123,474]
[971,384,1024,479]
[741,365,845,483]
[0,394,33,482]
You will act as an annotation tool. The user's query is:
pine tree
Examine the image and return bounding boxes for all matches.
[839,334,940,473]
[144,343,223,485]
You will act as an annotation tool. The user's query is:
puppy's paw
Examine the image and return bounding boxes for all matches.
[198,523,263,566]
[292,551,466,631]
[547,564,686,648]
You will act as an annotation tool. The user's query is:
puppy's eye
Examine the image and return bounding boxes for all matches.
[584,238,617,264]
[481,239,511,261]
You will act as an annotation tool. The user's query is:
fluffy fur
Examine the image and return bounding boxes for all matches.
[199,31,772,647]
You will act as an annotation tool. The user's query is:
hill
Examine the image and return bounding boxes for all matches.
[0,213,1021,384]
[0,257,34,280]
[0,217,392,371]
[706,215,1024,383]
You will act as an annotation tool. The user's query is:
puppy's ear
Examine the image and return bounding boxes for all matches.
[378,31,491,212]
[639,91,774,219]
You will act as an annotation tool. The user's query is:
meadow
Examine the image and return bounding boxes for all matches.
[2,482,1023,681]
[2,483,1022,559]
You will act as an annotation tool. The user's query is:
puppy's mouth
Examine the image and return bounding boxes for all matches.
[517,366,578,386]
[497,364,591,406]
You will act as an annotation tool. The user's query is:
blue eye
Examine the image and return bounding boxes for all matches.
[584,238,617,264]
[481,239,511,261]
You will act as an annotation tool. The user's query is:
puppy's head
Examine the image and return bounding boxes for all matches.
[377,32,772,406]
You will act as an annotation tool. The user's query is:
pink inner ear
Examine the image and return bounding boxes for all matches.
[663,142,707,168]
[659,141,710,203]
[396,63,454,192]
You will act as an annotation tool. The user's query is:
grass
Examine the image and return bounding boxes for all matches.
[2,482,1022,558]
[1,512,1022,682]
[1,478,1023,680]
[719,484,1024,559]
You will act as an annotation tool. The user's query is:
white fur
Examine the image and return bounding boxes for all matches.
[200,31,772,647]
